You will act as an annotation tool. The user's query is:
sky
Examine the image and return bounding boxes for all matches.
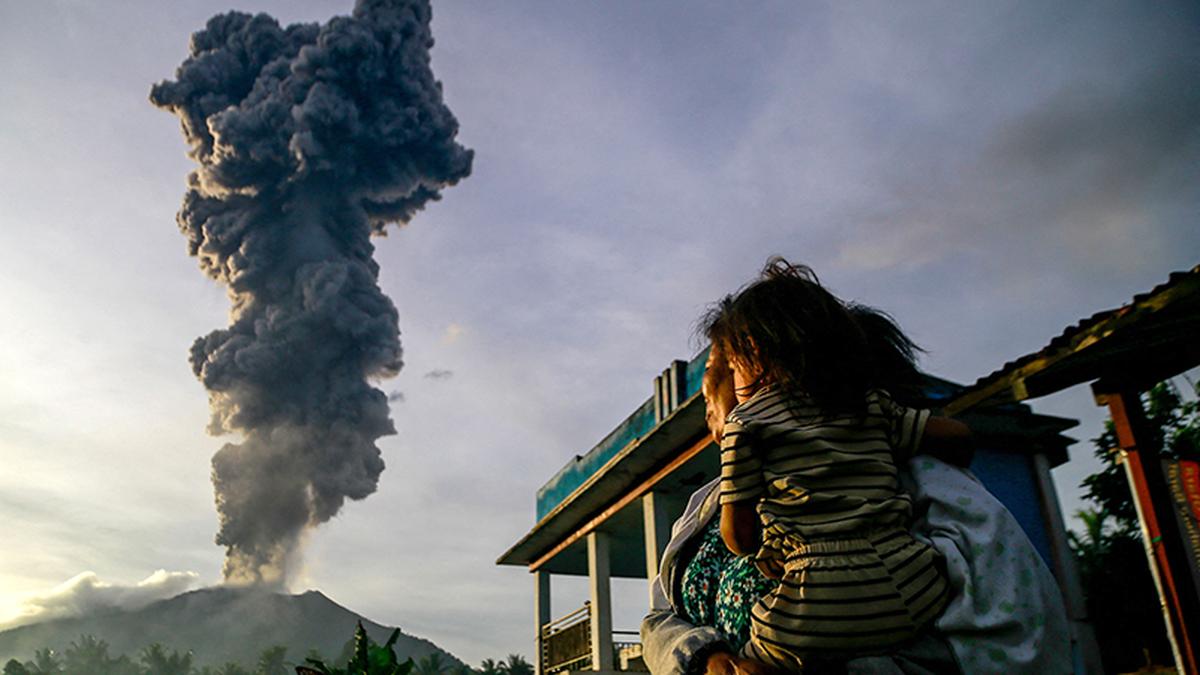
[1,0,1198,666]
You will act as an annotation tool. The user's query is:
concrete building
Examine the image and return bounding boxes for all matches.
[498,350,1084,674]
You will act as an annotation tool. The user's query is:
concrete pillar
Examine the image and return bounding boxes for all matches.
[1032,452,1103,674]
[588,531,614,672]
[534,570,550,675]
[643,491,671,605]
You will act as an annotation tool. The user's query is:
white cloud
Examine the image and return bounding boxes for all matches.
[0,570,201,630]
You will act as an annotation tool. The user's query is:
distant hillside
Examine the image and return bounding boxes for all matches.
[0,587,465,670]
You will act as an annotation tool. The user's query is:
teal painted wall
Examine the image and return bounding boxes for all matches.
[535,349,708,521]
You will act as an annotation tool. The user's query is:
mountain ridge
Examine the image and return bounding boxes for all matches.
[0,587,465,670]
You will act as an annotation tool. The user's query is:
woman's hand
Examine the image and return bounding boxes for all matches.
[731,657,787,675]
[705,651,786,675]
[704,651,738,675]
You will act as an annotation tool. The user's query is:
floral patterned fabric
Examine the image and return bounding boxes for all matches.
[679,517,777,653]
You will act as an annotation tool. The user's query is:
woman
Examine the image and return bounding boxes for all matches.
[640,305,1072,674]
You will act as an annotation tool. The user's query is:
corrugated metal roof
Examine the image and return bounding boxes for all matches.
[946,264,1200,415]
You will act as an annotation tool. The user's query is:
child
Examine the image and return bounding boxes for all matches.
[701,258,972,672]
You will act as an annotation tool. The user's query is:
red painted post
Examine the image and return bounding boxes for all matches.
[1102,388,1200,675]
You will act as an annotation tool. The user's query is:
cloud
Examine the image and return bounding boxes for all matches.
[423,369,454,381]
[1,570,200,629]
[822,3,1200,276]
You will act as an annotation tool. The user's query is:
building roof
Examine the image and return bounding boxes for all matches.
[945,265,1200,415]
[500,362,1077,575]
[496,390,710,576]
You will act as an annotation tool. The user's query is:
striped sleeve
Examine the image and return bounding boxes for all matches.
[719,413,763,504]
[878,391,931,461]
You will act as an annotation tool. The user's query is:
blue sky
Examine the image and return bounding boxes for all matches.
[1,0,1198,665]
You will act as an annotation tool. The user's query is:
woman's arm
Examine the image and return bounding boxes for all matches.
[640,606,732,675]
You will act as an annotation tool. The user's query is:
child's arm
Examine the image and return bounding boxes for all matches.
[717,403,764,556]
[721,501,761,557]
[919,415,974,468]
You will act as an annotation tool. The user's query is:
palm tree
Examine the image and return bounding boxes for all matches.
[500,655,532,675]
[414,653,448,675]
[64,635,110,673]
[27,649,61,675]
[137,642,193,675]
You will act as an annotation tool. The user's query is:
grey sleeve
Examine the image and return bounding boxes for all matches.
[640,606,729,675]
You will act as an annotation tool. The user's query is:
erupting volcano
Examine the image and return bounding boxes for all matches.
[150,0,472,586]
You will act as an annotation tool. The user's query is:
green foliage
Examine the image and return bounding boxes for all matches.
[299,622,414,675]
[28,648,61,675]
[255,645,288,675]
[1080,380,1200,535]
[139,642,194,675]
[1,624,503,675]
[499,655,532,675]
[1071,379,1200,672]
[65,635,112,674]
[413,653,447,675]
[471,655,531,675]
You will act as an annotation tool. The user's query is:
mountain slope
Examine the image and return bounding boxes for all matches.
[0,587,465,669]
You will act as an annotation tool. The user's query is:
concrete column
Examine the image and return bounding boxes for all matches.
[588,531,614,672]
[1032,452,1103,674]
[534,570,550,675]
[643,491,671,605]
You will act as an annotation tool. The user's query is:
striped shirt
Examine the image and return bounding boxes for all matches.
[719,387,930,544]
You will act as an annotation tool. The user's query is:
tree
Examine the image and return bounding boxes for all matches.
[1081,380,1200,531]
[254,645,287,675]
[1071,379,1200,673]
[26,648,61,675]
[414,653,447,675]
[3,661,30,675]
[477,659,502,675]
[51,635,140,675]
[137,642,193,675]
[499,655,532,675]
[300,622,413,675]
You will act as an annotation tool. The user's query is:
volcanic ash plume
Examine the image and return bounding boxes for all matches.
[150,0,472,586]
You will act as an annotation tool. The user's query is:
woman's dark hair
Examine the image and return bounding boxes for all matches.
[699,257,925,412]
[845,302,926,406]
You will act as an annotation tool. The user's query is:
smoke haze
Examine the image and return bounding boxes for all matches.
[149,0,472,586]
[0,571,200,629]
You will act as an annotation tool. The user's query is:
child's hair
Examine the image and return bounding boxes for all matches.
[699,257,924,412]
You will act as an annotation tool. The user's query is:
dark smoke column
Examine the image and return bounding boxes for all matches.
[150,0,472,586]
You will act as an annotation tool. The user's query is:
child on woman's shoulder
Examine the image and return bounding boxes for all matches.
[700,257,973,672]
